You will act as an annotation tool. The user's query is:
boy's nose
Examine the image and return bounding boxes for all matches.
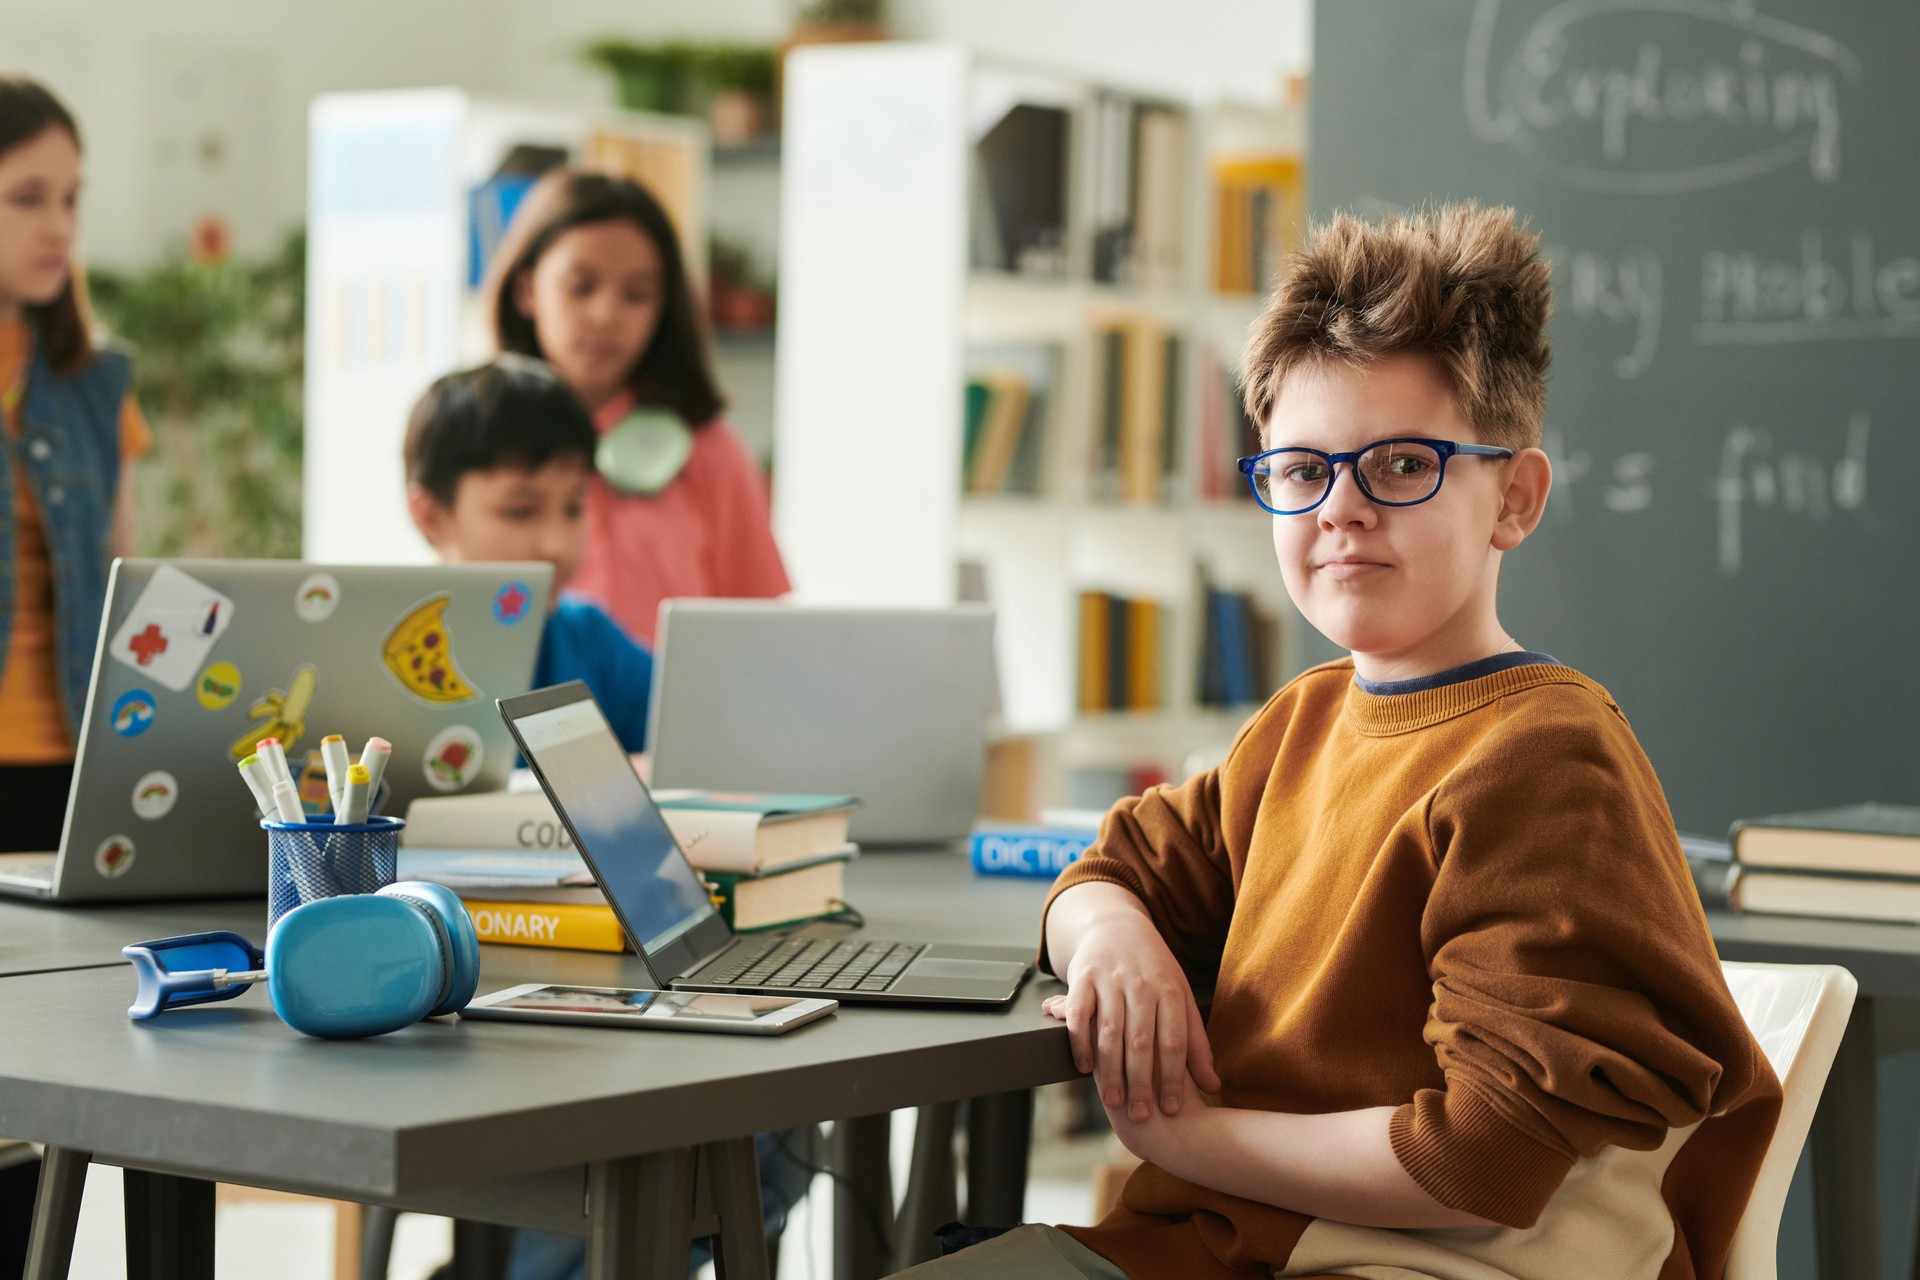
[1317,465,1377,529]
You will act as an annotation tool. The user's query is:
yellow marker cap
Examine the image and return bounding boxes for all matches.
[348,763,370,784]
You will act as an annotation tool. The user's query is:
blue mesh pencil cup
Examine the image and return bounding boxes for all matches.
[264,815,403,930]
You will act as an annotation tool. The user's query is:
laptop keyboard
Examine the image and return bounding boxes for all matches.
[696,936,927,994]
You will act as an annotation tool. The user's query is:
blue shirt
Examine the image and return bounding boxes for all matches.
[532,599,654,752]
[1352,650,1561,697]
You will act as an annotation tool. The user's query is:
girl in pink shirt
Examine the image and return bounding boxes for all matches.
[484,170,788,646]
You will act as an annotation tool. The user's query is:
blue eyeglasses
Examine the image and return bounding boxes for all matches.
[1236,437,1514,515]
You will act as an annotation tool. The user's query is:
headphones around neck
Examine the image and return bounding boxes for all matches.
[125,882,482,1040]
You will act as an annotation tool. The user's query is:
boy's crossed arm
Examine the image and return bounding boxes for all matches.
[1044,879,1497,1232]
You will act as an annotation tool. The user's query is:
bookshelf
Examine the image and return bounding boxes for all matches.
[303,89,710,564]
[774,43,1308,806]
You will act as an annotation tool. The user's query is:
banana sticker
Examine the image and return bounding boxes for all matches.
[230,663,319,760]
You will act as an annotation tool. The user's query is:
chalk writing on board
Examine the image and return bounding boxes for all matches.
[1542,428,1656,519]
[1464,0,1861,193]
[1696,230,1920,345]
[1710,413,1869,574]
[1550,243,1663,378]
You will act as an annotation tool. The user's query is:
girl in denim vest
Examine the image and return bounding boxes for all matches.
[0,78,149,850]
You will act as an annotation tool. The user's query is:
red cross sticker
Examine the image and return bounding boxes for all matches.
[128,624,169,666]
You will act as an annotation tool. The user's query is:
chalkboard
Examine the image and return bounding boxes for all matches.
[1307,0,1920,835]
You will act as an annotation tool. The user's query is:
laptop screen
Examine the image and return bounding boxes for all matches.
[511,694,716,955]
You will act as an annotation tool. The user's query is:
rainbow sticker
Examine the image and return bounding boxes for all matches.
[131,771,179,820]
[295,572,341,623]
[110,689,157,738]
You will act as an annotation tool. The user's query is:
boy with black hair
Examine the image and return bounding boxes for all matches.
[897,204,1779,1279]
[403,359,652,751]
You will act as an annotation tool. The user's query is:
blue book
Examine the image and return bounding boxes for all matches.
[1217,590,1253,705]
[971,824,1099,879]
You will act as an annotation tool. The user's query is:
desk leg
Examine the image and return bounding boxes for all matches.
[588,1150,693,1280]
[705,1137,772,1280]
[894,1102,960,1270]
[124,1169,214,1280]
[449,1219,514,1280]
[1812,991,1878,1280]
[965,1090,1034,1226]
[24,1146,89,1280]
[833,1113,894,1280]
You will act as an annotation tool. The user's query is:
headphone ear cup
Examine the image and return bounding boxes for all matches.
[378,881,482,1017]
[264,896,445,1038]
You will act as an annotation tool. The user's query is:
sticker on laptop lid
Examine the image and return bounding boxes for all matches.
[107,565,235,693]
[423,724,484,792]
[196,661,242,711]
[493,580,533,625]
[295,572,340,623]
[109,689,158,738]
[94,835,135,878]
[229,662,317,760]
[296,750,332,815]
[131,771,179,820]
[382,594,478,704]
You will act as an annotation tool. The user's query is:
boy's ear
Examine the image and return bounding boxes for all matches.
[1491,447,1552,552]
[407,484,453,553]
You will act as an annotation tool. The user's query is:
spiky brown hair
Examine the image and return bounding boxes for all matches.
[1242,203,1552,450]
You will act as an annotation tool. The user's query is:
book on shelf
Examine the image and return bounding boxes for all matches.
[1195,346,1260,502]
[962,343,1059,495]
[1730,803,1920,876]
[1210,153,1307,295]
[458,852,855,950]
[972,100,1070,278]
[1090,315,1183,505]
[404,788,858,874]
[1076,590,1162,713]
[1087,94,1189,290]
[1197,574,1275,708]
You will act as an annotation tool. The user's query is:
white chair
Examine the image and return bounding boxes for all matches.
[1720,960,1858,1280]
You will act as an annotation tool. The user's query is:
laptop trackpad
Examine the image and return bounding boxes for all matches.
[887,957,1029,1002]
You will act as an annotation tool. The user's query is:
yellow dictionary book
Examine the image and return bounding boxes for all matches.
[463,900,629,953]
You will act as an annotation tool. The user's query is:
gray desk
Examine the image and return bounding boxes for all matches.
[1,852,1067,1280]
[0,897,268,978]
[1709,909,1915,1280]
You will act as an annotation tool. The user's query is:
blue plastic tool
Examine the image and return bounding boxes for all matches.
[123,882,481,1040]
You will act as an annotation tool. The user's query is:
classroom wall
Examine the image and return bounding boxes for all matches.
[1,0,1310,267]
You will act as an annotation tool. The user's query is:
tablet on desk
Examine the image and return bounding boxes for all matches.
[462,984,837,1034]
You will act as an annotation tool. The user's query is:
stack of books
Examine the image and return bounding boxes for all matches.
[1197,577,1277,709]
[401,789,859,952]
[1210,153,1307,296]
[1088,315,1182,506]
[1076,590,1163,713]
[962,343,1059,496]
[1728,804,1920,924]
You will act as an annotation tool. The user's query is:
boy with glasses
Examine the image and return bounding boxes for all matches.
[897,205,1779,1279]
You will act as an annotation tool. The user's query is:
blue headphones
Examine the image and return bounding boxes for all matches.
[124,882,482,1040]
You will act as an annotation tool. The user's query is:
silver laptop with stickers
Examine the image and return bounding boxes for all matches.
[0,559,552,902]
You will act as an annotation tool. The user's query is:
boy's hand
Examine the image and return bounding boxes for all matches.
[1043,913,1221,1122]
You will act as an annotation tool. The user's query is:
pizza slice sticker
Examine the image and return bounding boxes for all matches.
[382,594,478,704]
[107,565,235,692]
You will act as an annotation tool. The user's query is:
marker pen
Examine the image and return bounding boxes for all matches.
[340,763,372,826]
[236,754,275,816]
[269,778,306,824]
[357,737,391,813]
[257,737,292,791]
[320,734,350,811]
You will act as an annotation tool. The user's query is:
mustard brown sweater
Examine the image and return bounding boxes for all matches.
[1044,659,1779,1280]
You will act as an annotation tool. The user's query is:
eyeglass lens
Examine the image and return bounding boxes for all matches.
[1255,441,1445,511]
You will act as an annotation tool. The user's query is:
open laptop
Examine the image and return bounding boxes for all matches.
[645,602,997,846]
[0,559,552,902]
[503,681,1032,1005]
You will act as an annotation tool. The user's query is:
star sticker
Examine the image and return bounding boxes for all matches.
[495,583,530,622]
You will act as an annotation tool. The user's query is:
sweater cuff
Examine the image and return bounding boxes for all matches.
[1036,863,1149,976]
[1389,1083,1574,1228]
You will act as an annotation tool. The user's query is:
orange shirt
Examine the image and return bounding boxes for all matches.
[0,319,151,763]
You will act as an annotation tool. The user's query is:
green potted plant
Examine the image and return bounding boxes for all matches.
[581,39,706,115]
